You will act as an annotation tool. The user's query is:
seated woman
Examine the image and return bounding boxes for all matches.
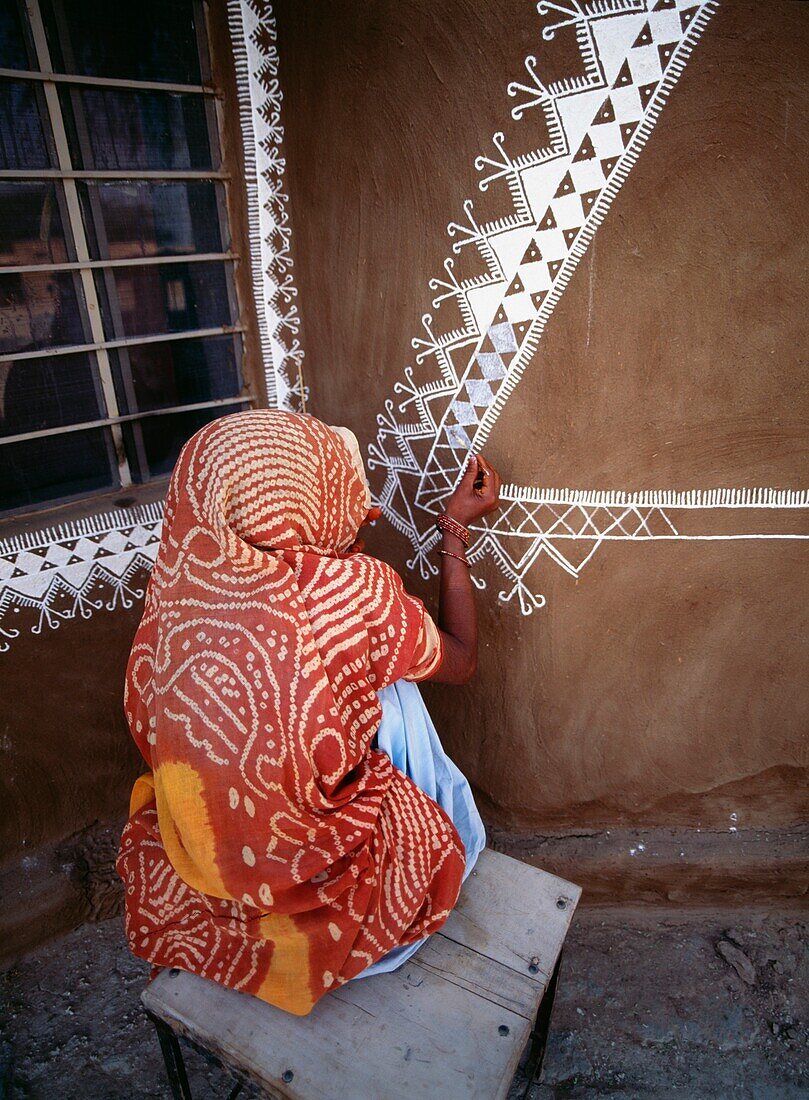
[117,410,502,1015]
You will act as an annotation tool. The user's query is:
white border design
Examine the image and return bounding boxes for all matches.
[226,0,305,410]
[0,502,163,651]
[485,487,809,613]
[368,0,809,612]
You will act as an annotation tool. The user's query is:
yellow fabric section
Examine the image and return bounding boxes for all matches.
[256,912,315,1015]
[152,761,229,899]
[129,772,156,816]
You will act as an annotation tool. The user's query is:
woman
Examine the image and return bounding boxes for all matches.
[117,410,501,1016]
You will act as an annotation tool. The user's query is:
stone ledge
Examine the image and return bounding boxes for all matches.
[488,824,809,906]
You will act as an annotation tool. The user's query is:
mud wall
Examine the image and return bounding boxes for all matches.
[274,0,809,829]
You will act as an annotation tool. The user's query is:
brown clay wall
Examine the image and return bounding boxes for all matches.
[0,597,145,956]
[274,0,809,830]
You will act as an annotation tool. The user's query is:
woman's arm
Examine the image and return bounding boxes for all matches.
[428,455,502,684]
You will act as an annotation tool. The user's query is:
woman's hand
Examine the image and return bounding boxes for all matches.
[428,454,502,684]
[444,454,502,527]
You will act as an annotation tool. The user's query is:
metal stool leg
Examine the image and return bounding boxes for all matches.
[521,951,563,1097]
[225,1079,245,1100]
[149,1013,193,1100]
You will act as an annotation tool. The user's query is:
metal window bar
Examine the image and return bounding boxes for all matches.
[3,0,257,499]
[0,66,218,96]
[52,0,152,479]
[0,324,245,365]
[53,0,241,484]
[0,169,230,178]
[195,0,247,434]
[0,253,238,275]
[1,395,250,446]
[22,0,132,486]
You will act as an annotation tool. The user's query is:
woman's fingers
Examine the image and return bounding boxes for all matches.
[460,453,479,489]
[444,453,503,521]
[478,456,496,496]
[476,455,502,511]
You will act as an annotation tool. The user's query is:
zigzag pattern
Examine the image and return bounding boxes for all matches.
[473,486,809,613]
[0,503,163,651]
[368,0,722,608]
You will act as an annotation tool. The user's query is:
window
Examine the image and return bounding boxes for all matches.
[0,0,255,514]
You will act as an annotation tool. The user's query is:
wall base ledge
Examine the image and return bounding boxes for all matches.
[3,821,806,965]
[488,824,809,906]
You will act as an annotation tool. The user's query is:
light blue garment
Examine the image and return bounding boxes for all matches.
[349,679,487,980]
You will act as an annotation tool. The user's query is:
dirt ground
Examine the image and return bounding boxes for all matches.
[1,907,806,1099]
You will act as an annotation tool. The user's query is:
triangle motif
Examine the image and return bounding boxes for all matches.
[574,136,596,162]
[633,21,653,47]
[581,190,600,212]
[595,97,615,124]
[658,42,677,69]
[554,171,574,199]
[521,241,542,264]
[615,60,633,88]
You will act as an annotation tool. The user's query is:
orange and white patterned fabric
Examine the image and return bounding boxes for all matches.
[116,410,464,1015]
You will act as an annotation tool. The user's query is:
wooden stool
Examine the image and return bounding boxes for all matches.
[142,848,580,1099]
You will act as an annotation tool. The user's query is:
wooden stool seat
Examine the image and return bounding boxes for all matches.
[142,848,580,1099]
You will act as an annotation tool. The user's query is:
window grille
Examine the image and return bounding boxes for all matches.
[0,0,254,514]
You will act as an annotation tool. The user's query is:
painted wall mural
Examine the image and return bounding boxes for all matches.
[2,0,807,651]
[367,0,809,613]
[3,0,806,957]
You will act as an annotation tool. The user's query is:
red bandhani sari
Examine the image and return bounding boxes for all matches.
[116,410,465,1015]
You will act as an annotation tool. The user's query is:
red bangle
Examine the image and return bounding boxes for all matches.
[436,513,470,546]
[437,548,471,567]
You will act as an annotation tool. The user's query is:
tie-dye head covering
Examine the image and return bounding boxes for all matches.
[117,410,462,1015]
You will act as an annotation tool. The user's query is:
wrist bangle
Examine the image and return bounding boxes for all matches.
[437,548,471,567]
[436,513,470,546]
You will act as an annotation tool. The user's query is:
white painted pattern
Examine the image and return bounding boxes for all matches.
[2,0,807,649]
[226,0,305,410]
[368,0,809,612]
[0,502,163,651]
[479,487,809,614]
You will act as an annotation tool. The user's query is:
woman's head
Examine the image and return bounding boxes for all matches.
[166,410,371,555]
